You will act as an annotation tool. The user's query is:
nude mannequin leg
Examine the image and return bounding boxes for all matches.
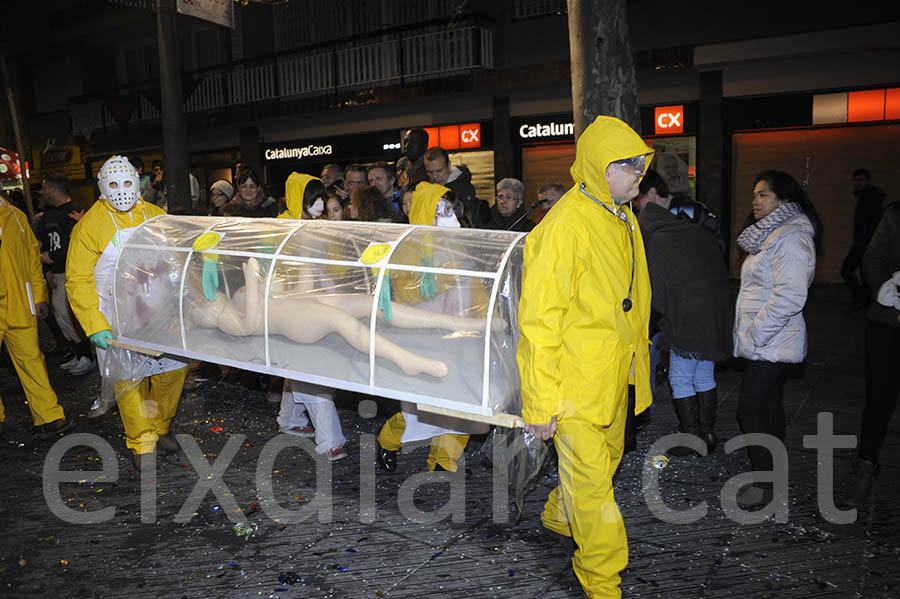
[269,301,448,378]
[314,293,489,332]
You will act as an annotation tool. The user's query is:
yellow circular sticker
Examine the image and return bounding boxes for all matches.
[361,243,391,265]
[192,232,222,252]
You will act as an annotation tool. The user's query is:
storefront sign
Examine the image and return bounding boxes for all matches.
[40,145,81,167]
[264,144,333,161]
[518,121,574,139]
[423,123,482,151]
[654,106,684,135]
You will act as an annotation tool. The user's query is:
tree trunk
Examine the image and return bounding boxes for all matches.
[568,0,640,139]
[157,0,191,214]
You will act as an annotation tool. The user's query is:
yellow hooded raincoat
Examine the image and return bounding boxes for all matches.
[517,116,653,598]
[67,196,187,455]
[278,172,320,220]
[377,182,484,471]
[0,196,65,426]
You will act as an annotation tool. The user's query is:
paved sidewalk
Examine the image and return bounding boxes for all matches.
[0,296,897,598]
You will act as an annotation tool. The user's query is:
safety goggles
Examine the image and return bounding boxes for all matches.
[610,155,647,175]
[435,197,458,218]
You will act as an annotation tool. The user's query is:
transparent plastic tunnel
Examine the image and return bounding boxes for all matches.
[112,216,526,419]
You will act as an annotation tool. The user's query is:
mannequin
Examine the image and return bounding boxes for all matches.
[188,256,494,378]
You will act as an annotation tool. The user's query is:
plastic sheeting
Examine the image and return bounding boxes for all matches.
[113,216,526,419]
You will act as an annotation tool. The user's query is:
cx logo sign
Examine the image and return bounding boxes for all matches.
[459,124,481,148]
[654,105,684,135]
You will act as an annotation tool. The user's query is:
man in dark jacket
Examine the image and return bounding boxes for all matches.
[402,128,429,184]
[423,147,490,227]
[843,201,900,507]
[637,169,732,457]
[842,168,886,308]
[486,177,535,232]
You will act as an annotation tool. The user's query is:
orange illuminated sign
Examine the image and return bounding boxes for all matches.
[423,123,482,150]
[848,90,885,122]
[654,105,684,135]
[885,88,900,121]
[459,123,481,148]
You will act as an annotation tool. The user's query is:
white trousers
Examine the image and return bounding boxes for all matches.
[277,380,346,454]
[51,272,81,344]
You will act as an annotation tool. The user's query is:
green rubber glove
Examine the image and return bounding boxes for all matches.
[201,260,219,301]
[420,257,437,300]
[257,245,277,278]
[378,277,393,322]
[90,330,113,349]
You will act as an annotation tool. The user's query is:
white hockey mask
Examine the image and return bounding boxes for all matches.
[98,155,140,211]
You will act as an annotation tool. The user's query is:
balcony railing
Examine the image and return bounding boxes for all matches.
[81,21,494,133]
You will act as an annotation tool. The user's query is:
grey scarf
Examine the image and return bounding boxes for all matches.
[737,202,803,255]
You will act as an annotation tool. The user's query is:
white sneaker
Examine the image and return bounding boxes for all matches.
[60,356,79,370]
[67,356,96,376]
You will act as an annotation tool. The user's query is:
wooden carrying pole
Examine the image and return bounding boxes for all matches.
[417,404,525,429]
[107,338,164,358]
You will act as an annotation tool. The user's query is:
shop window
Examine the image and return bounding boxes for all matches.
[644,136,696,197]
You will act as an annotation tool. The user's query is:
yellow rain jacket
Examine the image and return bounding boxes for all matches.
[278,172,320,220]
[0,196,47,326]
[517,116,654,427]
[392,182,449,304]
[66,198,165,337]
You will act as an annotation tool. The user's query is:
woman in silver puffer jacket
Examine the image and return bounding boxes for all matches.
[733,170,821,509]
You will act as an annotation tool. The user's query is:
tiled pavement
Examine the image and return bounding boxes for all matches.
[0,295,897,598]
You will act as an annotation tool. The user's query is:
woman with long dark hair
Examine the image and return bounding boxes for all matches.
[733,170,821,508]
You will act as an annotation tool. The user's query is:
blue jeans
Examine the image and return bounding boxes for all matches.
[668,354,716,399]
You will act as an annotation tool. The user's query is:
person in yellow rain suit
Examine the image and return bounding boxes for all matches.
[66,156,188,470]
[0,194,74,438]
[273,173,348,460]
[517,116,654,598]
[376,181,488,474]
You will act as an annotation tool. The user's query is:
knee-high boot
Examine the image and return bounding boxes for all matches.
[668,396,700,457]
[697,388,719,453]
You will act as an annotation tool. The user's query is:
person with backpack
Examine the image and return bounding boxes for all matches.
[636,170,733,457]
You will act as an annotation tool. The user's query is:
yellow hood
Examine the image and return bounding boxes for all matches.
[409,181,450,226]
[570,115,654,206]
[283,172,320,220]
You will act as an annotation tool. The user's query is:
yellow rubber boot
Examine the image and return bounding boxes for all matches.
[546,402,628,598]
[115,378,157,455]
[427,434,469,472]
[377,412,405,452]
[148,367,187,436]
[2,325,65,425]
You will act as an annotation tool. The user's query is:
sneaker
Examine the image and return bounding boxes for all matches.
[66,356,96,376]
[325,447,347,461]
[59,355,79,370]
[34,418,75,440]
[281,425,316,437]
